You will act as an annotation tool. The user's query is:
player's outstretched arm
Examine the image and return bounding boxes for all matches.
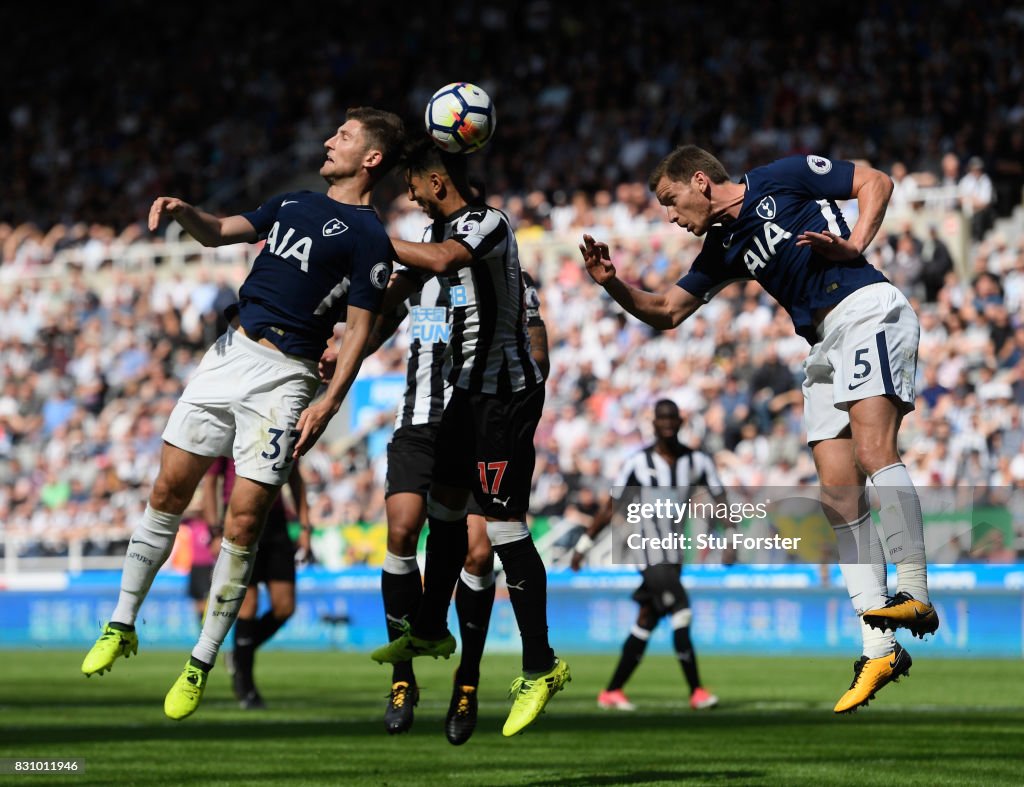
[579,234,700,330]
[292,305,375,458]
[148,196,258,247]
[390,237,473,274]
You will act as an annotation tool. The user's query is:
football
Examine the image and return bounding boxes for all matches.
[424,82,496,154]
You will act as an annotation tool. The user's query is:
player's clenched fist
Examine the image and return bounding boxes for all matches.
[148,196,191,232]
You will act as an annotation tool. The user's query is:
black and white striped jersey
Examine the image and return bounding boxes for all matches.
[434,205,544,395]
[394,275,452,430]
[394,265,545,430]
[611,444,724,567]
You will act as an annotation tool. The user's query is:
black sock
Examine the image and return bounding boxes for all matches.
[607,632,650,691]
[189,655,212,672]
[492,536,553,673]
[234,617,257,693]
[109,621,134,633]
[454,576,496,687]
[382,567,423,685]
[414,517,468,640]
[252,611,287,649]
[673,626,702,692]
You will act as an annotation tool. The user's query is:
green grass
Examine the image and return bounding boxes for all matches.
[1,649,1022,786]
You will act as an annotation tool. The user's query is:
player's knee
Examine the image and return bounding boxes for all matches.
[387,518,423,554]
[464,542,494,575]
[852,438,898,477]
[637,605,657,630]
[150,475,190,514]
[273,600,295,620]
[224,512,263,545]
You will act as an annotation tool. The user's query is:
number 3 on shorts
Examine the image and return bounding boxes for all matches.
[261,427,300,466]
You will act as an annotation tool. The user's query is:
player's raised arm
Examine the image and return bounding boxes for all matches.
[580,234,701,330]
[846,163,895,254]
[148,196,259,247]
[796,163,894,260]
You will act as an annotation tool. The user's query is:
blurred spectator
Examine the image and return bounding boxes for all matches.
[959,156,997,241]
[889,162,921,212]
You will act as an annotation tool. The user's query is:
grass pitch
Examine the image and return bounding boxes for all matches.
[1,649,1021,786]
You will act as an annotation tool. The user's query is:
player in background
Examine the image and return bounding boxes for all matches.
[367,261,549,743]
[580,145,937,714]
[184,514,219,628]
[370,140,569,738]
[81,107,404,721]
[202,457,310,709]
[571,400,721,712]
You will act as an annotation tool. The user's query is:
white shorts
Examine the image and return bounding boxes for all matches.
[802,282,919,443]
[163,328,321,485]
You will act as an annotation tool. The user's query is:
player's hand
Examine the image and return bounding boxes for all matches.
[292,400,337,458]
[318,348,338,382]
[795,230,860,260]
[148,196,190,232]
[570,551,584,571]
[579,234,616,285]
[295,529,316,567]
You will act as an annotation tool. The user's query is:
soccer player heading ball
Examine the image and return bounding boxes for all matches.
[82,108,405,721]
[581,146,938,714]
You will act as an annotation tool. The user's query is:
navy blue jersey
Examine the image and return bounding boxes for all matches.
[676,155,887,343]
[236,191,393,360]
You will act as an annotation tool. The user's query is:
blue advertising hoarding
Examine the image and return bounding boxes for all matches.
[1,566,1020,657]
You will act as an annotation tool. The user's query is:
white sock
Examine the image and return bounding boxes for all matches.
[834,512,894,659]
[111,505,182,626]
[383,551,419,576]
[459,567,496,591]
[191,539,257,665]
[871,463,929,604]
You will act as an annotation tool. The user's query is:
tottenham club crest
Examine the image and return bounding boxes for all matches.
[756,196,777,220]
[370,261,391,290]
[323,218,348,237]
[806,155,833,175]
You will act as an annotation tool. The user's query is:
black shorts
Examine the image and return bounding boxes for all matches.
[433,384,544,519]
[250,509,296,585]
[188,565,213,601]
[386,424,439,498]
[632,563,690,617]
[385,423,483,515]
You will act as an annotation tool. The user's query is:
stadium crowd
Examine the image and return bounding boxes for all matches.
[2,1,1024,562]
[2,185,1023,562]
[3,1,1024,234]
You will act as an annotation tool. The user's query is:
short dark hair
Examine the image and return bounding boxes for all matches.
[402,137,467,181]
[654,399,681,418]
[648,145,731,191]
[402,136,472,195]
[345,107,406,178]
